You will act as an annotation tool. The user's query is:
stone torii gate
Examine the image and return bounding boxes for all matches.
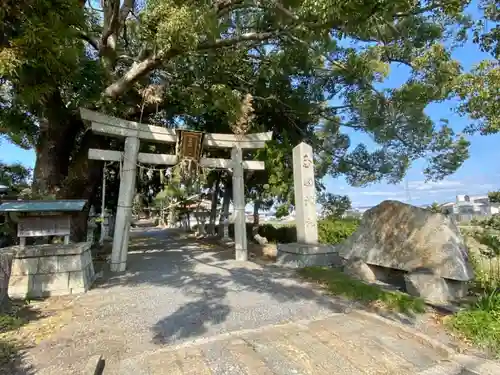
[80,108,272,272]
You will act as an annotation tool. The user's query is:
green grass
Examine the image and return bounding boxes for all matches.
[298,266,426,315]
[0,339,22,367]
[0,305,30,369]
[447,289,500,357]
[0,314,24,333]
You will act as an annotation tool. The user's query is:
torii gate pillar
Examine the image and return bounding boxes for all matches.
[111,136,140,272]
[232,146,247,261]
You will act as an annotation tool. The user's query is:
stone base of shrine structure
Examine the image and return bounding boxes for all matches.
[8,242,95,299]
[276,243,342,268]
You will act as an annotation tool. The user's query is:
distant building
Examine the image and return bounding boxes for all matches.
[440,194,500,221]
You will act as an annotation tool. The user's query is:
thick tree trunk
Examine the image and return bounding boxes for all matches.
[30,91,103,242]
[32,91,84,196]
[55,132,105,242]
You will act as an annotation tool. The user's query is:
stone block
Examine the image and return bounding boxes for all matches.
[10,258,39,276]
[404,268,468,304]
[69,270,88,290]
[37,256,59,274]
[8,242,94,298]
[276,243,342,268]
[344,257,376,283]
[57,255,83,272]
[31,273,69,294]
[8,276,30,299]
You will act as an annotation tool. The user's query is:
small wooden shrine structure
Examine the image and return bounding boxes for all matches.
[0,200,87,248]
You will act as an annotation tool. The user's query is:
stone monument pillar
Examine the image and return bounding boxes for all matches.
[276,142,341,268]
[293,142,318,244]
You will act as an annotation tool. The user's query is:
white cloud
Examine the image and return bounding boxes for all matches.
[407,180,463,191]
[356,191,403,197]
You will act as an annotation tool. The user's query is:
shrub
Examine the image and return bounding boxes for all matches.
[448,289,500,356]
[258,224,296,243]
[318,218,359,244]
[215,218,359,245]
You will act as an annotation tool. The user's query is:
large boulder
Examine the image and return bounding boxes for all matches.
[344,257,377,283]
[337,200,473,281]
[404,267,468,304]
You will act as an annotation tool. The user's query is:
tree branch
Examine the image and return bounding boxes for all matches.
[75,29,99,51]
[100,0,135,70]
[103,30,284,98]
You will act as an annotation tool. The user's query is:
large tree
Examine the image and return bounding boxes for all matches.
[1,0,495,236]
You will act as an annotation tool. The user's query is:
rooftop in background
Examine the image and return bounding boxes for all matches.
[0,200,87,212]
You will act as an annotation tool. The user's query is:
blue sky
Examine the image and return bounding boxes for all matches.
[324,37,500,208]
[324,5,500,208]
[2,2,498,209]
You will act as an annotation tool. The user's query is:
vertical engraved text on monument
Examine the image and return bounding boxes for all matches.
[303,154,312,168]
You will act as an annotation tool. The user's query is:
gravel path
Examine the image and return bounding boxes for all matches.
[17,228,499,374]
[24,229,353,373]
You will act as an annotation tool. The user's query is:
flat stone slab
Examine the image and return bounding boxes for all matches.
[276,242,342,268]
[115,314,462,375]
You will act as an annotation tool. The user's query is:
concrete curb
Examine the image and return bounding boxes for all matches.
[350,309,457,358]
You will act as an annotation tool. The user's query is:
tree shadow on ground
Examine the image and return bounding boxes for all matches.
[0,300,41,375]
[91,227,452,349]
[0,339,34,375]
[91,230,366,346]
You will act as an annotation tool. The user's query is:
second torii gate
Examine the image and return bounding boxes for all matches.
[80,108,272,272]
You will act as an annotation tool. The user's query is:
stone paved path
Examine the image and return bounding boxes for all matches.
[118,313,455,375]
[20,228,500,374]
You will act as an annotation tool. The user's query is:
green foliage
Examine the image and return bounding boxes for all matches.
[247,218,359,244]
[0,161,31,192]
[221,218,358,245]
[488,191,500,203]
[474,231,500,258]
[0,314,23,333]
[448,289,500,357]
[275,204,291,219]
[257,224,297,244]
[451,197,500,356]
[427,202,442,214]
[474,215,500,231]
[456,60,500,135]
[2,0,497,210]
[317,218,359,245]
[0,339,22,367]
[318,193,351,219]
[298,267,426,315]
[473,0,500,59]
[0,0,86,100]
[468,251,500,292]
